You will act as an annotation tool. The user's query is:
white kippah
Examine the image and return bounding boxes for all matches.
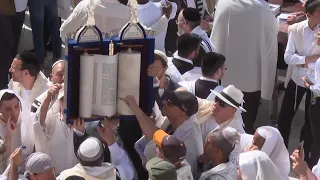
[77,137,103,162]
[154,50,168,64]
[257,128,269,139]
[52,60,65,68]
[222,127,240,146]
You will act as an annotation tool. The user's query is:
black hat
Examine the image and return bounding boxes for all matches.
[182,8,201,22]
[163,90,198,117]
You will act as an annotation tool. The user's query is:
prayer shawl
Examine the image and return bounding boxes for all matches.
[181,67,202,82]
[8,71,50,110]
[185,0,209,18]
[199,155,237,180]
[239,151,281,180]
[256,126,290,180]
[0,90,35,170]
[33,96,78,175]
[57,163,117,180]
[210,0,278,100]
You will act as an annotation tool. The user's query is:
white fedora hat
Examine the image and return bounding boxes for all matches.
[210,85,246,112]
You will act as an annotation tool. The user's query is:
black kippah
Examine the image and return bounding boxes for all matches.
[182,8,201,22]
[305,0,320,12]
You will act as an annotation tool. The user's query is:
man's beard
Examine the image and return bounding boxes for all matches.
[177,28,185,36]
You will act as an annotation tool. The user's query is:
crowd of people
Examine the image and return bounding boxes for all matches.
[0,0,320,179]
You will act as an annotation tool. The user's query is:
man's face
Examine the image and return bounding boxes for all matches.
[251,131,266,150]
[177,11,188,36]
[307,7,320,24]
[9,58,24,83]
[51,62,65,84]
[30,168,56,180]
[161,100,182,119]
[215,64,227,80]
[0,98,20,123]
[211,97,236,121]
[203,137,220,162]
[153,59,166,80]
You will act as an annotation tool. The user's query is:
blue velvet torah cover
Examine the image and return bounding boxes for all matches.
[64,37,155,124]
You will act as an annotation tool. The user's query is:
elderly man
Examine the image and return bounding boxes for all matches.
[210,0,278,134]
[59,135,134,180]
[8,51,50,111]
[31,60,65,113]
[199,127,239,180]
[122,89,203,178]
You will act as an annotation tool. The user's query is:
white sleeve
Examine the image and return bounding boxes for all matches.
[60,1,87,41]
[169,2,177,19]
[109,143,135,180]
[284,33,306,65]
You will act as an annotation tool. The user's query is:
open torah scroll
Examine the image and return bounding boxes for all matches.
[79,48,141,118]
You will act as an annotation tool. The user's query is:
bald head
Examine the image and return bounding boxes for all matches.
[51,60,65,84]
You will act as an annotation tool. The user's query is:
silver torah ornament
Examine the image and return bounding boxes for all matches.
[119,0,146,40]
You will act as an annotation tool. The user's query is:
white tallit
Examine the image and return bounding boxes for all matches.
[0,89,35,165]
[210,0,278,100]
[239,150,281,180]
[256,126,290,180]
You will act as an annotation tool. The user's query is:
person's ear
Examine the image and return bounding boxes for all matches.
[306,12,312,19]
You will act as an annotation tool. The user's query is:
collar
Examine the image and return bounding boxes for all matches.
[304,20,320,32]
[199,77,218,83]
[137,1,153,10]
[173,55,193,65]
[191,26,206,37]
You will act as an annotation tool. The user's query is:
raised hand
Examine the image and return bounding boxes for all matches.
[6,115,16,136]
[162,0,172,19]
[120,95,139,109]
[97,122,116,145]
[10,147,22,167]
[72,118,85,133]
[47,84,62,100]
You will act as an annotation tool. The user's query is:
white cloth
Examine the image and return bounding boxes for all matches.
[60,0,131,40]
[210,0,278,100]
[0,90,35,168]
[199,156,237,180]
[57,163,117,180]
[255,126,290,180]
[239,150,281,180]
[181,67,202,82]
[191,26,216,53]
[312,159,320,178]
[186,0,208,18]
[14,0,27,12]
[33,99,78,175]
[8,71,50,112]
[166,56,194,83]
[284,20,319,87]
[137,0,177,53]
[310,57,320,97]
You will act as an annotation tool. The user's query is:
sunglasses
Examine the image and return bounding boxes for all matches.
[214,97,230,108]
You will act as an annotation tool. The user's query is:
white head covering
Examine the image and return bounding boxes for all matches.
[255,126,290,180]
[52,60,65,69]
[239,150,281,180]
[77,137,104,163]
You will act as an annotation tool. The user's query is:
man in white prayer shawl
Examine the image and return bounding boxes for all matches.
[58,137,121,180]
[238,151,281,180]
[246,126,290,180]
[198,127,239,180]
[210,0,278,134]
[8,51,50,111]
[0,90,35,174]
[33,84,78,175]
[179,52,225,99]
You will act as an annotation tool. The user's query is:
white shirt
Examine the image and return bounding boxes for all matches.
[21,88,31,111]
[177,161,194,180]
[166,56,194,83]
[284,22,320,87]
[137,0,177,53]
[14,0,27,12]
[60,0,131,40]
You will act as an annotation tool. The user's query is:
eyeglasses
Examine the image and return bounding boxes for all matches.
[10,66,22,72]
[176,20,184,24]
[214,97,230,108]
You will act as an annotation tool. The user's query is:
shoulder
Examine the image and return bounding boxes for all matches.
[288,20,307,33]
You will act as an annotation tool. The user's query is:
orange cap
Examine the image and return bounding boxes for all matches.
[153,130,168,147]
